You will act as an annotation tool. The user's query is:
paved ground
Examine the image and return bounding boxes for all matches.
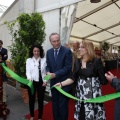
[0,77,52,120]
[0,85,29,120]
[0,85,37,120]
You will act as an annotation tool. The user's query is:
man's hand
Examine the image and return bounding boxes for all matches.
[105,71,117,82]
[46,72,56,79]
[4,55,7,57]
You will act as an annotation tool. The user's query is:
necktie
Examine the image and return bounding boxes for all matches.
[54,49,58,61]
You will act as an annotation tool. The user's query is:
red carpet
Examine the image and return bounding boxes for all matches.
[25,68,119,120]
[25,99,75,120]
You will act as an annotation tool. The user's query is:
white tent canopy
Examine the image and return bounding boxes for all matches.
[0,0,120,49]
[70,0,120,46]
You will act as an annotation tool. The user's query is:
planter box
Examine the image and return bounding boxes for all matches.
[20,87,29,104]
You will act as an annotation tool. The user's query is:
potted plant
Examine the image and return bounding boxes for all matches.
[5,12,46,103]
[101,41,110,52]
[118,46,120,53]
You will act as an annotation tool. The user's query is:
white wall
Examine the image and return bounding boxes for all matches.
[19,0,34,13]
[0,0,19,59]
[41,9,60,53]
[35,0,60,52]
[35,0,82,13]
[0,0,81,58]
[0,0,35,59]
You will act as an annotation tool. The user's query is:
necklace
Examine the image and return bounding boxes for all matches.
[81,60,87,69]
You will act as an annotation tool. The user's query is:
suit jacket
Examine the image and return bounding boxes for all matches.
[46,46,72,91]
[73,58,108,85]
[112,78,120,91]
[0,47,8,61]
[26,57,46,82]
[0,47,8,82]
[111,78,120,120]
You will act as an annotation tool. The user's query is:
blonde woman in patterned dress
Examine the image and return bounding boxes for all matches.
[55,40,108,120]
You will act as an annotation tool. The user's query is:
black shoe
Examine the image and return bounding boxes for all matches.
[3,102,7,107]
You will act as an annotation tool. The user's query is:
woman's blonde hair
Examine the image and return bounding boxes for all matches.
[81,40,95,61]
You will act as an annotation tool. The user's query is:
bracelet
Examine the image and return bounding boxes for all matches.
[60,82,62,88]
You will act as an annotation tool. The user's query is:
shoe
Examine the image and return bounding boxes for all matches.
[29,117,34,120]
[3,102,7,107]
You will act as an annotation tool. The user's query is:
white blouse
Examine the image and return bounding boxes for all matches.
[26,57,46,82]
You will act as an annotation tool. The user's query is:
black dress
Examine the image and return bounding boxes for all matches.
[74,58,108,120]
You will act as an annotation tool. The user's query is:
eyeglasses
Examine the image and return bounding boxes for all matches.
[79,46,85,49]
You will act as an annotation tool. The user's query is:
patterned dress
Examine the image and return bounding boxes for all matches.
[73,58,108,120]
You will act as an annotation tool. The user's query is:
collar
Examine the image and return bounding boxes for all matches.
[54,46,61,51]
[32,56,40,62]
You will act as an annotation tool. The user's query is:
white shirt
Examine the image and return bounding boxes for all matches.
[54,46,61,56]
[26,57,46,82]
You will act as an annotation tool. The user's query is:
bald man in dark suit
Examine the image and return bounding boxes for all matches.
[105,72,120,120]
[46,33,72,120]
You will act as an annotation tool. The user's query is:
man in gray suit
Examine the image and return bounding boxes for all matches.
[105,71,120,120]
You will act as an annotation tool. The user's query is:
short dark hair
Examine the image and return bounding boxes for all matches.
[0,40,3,44]
[29,44,44,58]
[49,33,60,40]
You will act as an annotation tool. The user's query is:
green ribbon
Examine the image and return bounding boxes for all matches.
[52,86,80,101]
[2,64,120,103]
[44,75,51,81]
[52,86,120,103]
[1,63,34,94]
[44,75,120,103]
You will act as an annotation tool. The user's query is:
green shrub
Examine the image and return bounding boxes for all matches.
[5,12,46,78]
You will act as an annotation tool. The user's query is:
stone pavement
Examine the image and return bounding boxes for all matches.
[0,85,37,120]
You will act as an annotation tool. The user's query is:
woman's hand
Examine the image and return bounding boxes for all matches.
[54,78,74,88]
[54,82,62,88]
[42,81,47,86]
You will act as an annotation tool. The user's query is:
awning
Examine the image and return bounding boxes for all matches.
[70,0,120,46]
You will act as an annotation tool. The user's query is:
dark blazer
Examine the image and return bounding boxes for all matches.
[0,47,8,61]
[112,78,120,91]
[111,78,120,120]
[0,48,8,82]
[73,58,108,85]
[46,46,72,91]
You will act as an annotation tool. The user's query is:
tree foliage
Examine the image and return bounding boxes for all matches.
[101,42,110,52]
[4,12,46,77]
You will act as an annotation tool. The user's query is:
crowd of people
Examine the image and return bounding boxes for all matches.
[1,32,120,120]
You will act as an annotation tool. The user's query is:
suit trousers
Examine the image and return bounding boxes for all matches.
[114,98,120,120]
[28,80,45,119]
[51,88,69,120]
[3,81,7,102]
